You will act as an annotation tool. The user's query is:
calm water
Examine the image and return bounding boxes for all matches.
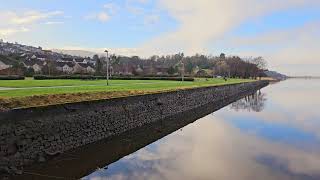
[83,79,320,180]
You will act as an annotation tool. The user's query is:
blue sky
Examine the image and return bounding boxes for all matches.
[0,0,176,47]
[0,0,320,75]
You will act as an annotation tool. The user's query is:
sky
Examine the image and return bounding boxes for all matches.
[0,0,319,76]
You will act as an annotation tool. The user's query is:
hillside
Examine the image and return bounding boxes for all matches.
[264,70,287,80]
[51,49,98,58]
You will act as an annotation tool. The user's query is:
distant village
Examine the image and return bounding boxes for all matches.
[0,39,285,80]
[0,39,97,75]
[0,40,178,76]
[0,40,202,77]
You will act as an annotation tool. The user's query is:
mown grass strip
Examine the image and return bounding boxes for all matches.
[0,78,254,110]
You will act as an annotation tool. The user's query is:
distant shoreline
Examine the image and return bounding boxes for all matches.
[288,76,320,79]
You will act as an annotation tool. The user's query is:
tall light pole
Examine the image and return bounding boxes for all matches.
[180,52,185,82]
[181,61,185,82]
[104,50,109,86]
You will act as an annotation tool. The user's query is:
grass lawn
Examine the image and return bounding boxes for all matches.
[0,78,253,97]
[0,78,254,110]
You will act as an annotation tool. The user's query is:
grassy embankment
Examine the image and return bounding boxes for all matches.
[0,78,254,110]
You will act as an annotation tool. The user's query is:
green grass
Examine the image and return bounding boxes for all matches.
[0,78,254,98]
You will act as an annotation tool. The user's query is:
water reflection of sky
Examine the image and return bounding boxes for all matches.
[83,79,320,180]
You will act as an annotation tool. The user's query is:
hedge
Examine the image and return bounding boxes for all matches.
[112,76,194,81]
[0,75,25,80]
[34,75,106,80]
[33,75,194,81]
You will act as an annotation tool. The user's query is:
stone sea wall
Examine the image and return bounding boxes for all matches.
[0,81,268,175]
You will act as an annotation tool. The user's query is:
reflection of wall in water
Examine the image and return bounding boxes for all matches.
[230,90,267,112]
[0,81,269,176]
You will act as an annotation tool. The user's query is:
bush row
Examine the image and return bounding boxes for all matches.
[33,75,194,81]
[0,75,25,80]
[34,75,107,80]
[112,76,194,81]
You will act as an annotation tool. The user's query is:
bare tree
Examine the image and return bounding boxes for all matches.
[252,56,267,70]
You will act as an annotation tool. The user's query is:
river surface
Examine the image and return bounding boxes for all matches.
[82,79,320,180]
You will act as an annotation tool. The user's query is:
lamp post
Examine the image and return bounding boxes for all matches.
[180,53,185,82]
[181,61,184,82]
[104,50,109,86]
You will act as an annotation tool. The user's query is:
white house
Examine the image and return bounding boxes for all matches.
[32,64,42,73]
[0,60,11,70]
[72,63,85,74]
[56,62,74,74]
[86,66,95,74]
[23,59,44,73]
[31,55,37,59]
[73,63,95,74]
[62,64,73,74]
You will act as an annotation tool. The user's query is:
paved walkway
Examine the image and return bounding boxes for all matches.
[0,81,179,91]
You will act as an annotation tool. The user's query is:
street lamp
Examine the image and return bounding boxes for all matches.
[104,50,109,86]
[181,61,185,82]
[179,52,185,82]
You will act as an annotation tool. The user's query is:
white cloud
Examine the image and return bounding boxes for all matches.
[119,0,320,75]
[139,0,320,56]
[97,12,110,22]
[144,14,160,25]
[85,3,119,23]
[84,12,110,23]
[103,116,320,180]
[0,10,63,25]
[125,0,147,15]
[103,3,119,15]
[126,0,149,4]
[0,10,64,37]
[44,21,64,25]
[127,6,145,16]
[230,21,320,76]
[0,27,29,36]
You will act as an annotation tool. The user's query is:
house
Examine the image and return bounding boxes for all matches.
[73,58,86,64]
[36,54,47,61]
[62,63,74,74]
[32,64,42,73]
[77,63,95,74]
[23,59,44,73]
[86,58,96,65]
[86,65,95,74]
[58,57,74,62]
[56,62,74,74]
[73,63,86,74]
[56,62,64,72]
[0,60,11,70]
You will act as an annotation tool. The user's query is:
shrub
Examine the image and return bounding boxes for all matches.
[34,75,105,80]
[0,75,25,80]
[33,75,194,81]
[111,76,194,81]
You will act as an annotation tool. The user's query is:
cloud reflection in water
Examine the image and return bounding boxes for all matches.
[83,79,320,180]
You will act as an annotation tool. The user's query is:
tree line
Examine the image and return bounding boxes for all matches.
[95,53,267,79]
[1,52,267,79]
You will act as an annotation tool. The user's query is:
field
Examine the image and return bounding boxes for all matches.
[0,78,254,110]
